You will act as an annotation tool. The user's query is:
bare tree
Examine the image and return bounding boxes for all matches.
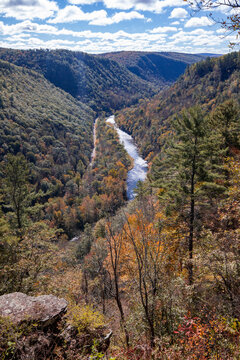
[105,222,130,348]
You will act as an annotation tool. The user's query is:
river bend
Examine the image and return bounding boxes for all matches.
[106,115,148,200]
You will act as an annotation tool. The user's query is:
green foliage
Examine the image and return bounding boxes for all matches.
[0,316,33,359]
[89,340,116,360]
[0,219,58,295]
[116,51,240,158]
[210,99,240,151]
[152,107,226,207]
[151,107,227,283]
[0,59,94,189]
[0,154,59,295]
[0,49,156,112]
[0,59,96,238]
[76,224,94,262]
[2,154,31,237]
[78,117,131,225]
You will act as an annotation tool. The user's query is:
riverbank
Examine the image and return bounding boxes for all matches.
[106,115,148,200]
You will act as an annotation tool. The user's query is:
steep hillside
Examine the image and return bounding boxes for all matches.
[0,48,156,113]
[0,60,95,188]
[96,51,205,87]
[116,51,240,158]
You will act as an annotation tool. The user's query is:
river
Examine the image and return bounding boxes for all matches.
[106,115,148,200]
[90,118,98,167]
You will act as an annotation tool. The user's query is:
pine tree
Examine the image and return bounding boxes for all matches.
[210,100,240,152]
[2,154,30,240]
[151,107,226,284]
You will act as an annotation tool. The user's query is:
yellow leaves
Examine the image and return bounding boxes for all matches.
[224,157,240,202]
[116,160,125,168]
[54,210,62,220]
[157,188,165,197]
[67,304,105,334]
[108,169,118,178]
[145,151,154,163]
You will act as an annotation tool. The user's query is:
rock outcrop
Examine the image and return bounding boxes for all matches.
[0,292,111,360]
[0,292,68,327]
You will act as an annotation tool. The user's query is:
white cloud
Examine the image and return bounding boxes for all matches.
[216,28,228,34]
[49,5,144,25]
[48,6,106,24]
[0,0,58,20]
[0,20,57,35]
[149,26,177,33]
[0,20,230,54]
[229,7,240,15]
[168,28,231,51]
[0,0,233,56]
[135,0,188,13]
[185,16,213,28]
[90,11,145,25]
[1,26,233,54]
[169,8,188,19]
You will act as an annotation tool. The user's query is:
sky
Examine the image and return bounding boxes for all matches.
[0,0,238,54]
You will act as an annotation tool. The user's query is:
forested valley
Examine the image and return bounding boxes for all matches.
[0,50,240,359]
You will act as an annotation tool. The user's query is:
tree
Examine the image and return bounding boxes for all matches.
[2,154,31,240]
[105,220,130,348]
[210,99,240,152]
[151,107,226,284]
[122,210,175,348]
[185,0,240,45]
[201,159,240,318]
[82,238,110,314]
[0,220,57,295]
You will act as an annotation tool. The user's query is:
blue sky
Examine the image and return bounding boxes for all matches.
[0,0,238,54]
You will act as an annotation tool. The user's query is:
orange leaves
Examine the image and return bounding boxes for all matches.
[79,196,97,224]
[174,315,240,359]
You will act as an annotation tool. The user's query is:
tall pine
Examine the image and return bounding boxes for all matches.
[151,107,226,284]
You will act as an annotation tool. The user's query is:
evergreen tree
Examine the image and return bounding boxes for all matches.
[151,107,226,284]
[210,100,240,152]
[2,154,30,240]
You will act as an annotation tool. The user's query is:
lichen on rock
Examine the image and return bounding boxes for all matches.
[0,292,68,327]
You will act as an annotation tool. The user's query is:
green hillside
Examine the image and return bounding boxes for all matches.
[96,51,205,87]
[0,59,95,191]
[116,51,240,158]
[0,48,156,113]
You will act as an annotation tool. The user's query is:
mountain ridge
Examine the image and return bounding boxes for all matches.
[116,51,240,159]
[0,48,157,113]
[0,49,208,113]
[96,51,206,86]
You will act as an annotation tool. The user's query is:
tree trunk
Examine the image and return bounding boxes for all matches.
[114,271,130,348]
[189,148,196,285]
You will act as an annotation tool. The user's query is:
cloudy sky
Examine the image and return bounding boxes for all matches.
[0,0,237,54]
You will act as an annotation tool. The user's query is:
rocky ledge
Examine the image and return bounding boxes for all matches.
[0,292,112,360]
[0,292,68,327]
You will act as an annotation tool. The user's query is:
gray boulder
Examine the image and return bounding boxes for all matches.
[0,292,68,327]
[0,292,112,359]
